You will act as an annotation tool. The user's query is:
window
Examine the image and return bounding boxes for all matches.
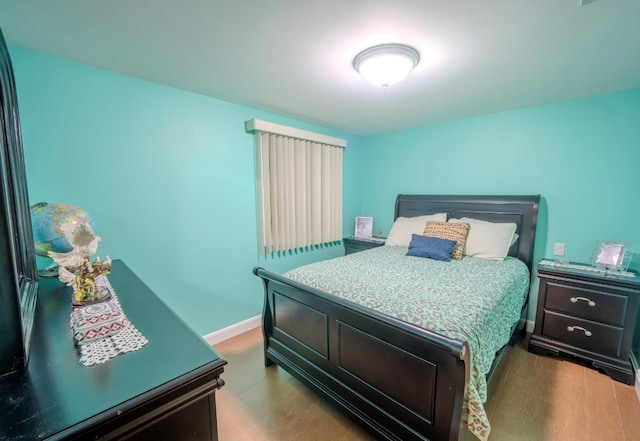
[247,119,346,255]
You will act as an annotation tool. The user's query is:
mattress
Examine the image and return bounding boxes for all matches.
[284,245,530,441]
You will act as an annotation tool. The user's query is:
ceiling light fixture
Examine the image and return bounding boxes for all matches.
[353,43,420,88]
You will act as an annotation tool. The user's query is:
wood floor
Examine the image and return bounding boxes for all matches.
[213,328,640,441]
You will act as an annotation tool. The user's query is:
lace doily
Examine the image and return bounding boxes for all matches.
[71,276,149,367]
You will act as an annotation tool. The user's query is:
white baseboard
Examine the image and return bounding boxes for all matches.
[631,353,640,403]
[524,319,535,333]
[203,314,261,346]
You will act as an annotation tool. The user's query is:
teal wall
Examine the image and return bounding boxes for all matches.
[9,46,363,336]
[10,44,640,336]
[359,88,640,320]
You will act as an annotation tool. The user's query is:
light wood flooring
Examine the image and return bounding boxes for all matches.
[214,328,640,441]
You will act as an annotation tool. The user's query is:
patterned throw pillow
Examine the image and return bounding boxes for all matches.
[423,221,470,260]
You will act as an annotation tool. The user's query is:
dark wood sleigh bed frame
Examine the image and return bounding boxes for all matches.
[253,194,540,441]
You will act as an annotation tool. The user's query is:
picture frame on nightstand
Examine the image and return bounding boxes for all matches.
[354,216,373,238]
[591,240,632,272]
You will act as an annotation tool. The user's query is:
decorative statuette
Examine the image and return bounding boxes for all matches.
[48,222,112,306]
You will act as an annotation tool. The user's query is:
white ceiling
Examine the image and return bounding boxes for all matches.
[0,0,639,135]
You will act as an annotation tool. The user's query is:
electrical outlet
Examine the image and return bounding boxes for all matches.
[554,243,565,256]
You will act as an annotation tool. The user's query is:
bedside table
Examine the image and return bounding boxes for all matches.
[528,261,640,384]
[343,237,385,255]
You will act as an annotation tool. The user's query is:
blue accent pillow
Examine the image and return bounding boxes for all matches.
[406,234,457,262]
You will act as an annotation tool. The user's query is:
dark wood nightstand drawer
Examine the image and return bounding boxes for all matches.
[543,281,627,327]
[542,311,623,358]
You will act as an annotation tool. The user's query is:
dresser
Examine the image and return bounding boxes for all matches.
[0,260,226,440]
[343,237,386,255]
[528,261,640,384]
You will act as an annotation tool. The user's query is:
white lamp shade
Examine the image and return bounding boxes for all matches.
[354,44,420,87]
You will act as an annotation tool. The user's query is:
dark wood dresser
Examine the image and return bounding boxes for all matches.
[528,261,640,384]
[343,237,385,255]
[0,260,226,440]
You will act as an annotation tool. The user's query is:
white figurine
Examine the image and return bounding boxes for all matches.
[48,222,102,268]
[48,221,112,304]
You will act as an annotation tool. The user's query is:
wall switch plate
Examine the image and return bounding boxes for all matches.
[554,243,565,256]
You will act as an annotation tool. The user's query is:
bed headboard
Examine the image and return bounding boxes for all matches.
[394,194,540,273]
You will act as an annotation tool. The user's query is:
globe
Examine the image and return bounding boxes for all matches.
[30,202,95,257]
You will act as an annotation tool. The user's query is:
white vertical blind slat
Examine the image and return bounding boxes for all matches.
[294,139,305,249]
[255,130,343,254]
[285,137,295,251]
[258,133,272,253]
[335,146,343,240]
[310,142,322,245]
[320,144,330,243]
[281,136,289,251]
[272,134,282,252]
[256,134,265,251]
[305,140,312,245]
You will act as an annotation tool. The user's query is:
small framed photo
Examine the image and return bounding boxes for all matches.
[591,241,628,270]
[354,217,373,238]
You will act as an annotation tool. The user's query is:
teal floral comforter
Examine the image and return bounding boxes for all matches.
[284,245,530,441]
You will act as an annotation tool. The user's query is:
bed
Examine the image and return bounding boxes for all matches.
[253,194,540,441]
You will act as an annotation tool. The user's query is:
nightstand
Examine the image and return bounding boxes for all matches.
[343,237,385,255]
[528,261,640,384]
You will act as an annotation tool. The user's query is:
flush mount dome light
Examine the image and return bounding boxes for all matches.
[353,43,420,87]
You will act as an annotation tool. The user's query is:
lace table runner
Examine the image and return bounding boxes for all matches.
[70,276,149,367]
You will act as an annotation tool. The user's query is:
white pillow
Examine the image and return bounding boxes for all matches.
[385,213,448,248]
[448,217,517,260]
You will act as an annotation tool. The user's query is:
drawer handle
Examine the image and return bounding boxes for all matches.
[570,296,596,307]
[567,325,592,337]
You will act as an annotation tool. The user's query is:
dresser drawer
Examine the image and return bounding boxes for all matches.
[543,281,627,326]
[542,311,623,358]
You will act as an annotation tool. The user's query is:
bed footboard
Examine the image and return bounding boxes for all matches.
[254,267,471,441]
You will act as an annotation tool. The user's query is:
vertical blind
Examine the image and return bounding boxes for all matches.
[247,119,345,255]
